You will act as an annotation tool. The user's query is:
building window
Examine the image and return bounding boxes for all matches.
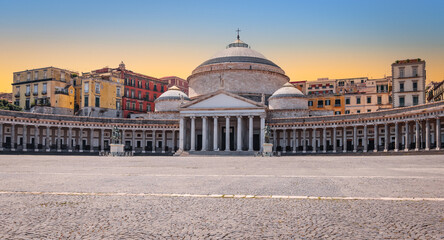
[345,98,350,105]
[116,87,121,97]
[25,98,30,110]
[94,83,100,94]
[26,85,30,95]
[357,110,361,113]
[42,83,47,94]
[116,100,121,109]
[345,110,350,114]
[399,96,405,107]
[131,90,135,98]
[154,84,157,91]
[334,99,341,107]
[400,82,404,92]
[126,89,129,97]
[84,82,89,93]
[334,111,341,115]
[147,104,151,112]
[413,95,419,105]
[367,96,371,104]
[308,101,313,106]
[153,94,157,100]
[146,93,150,101]
[27,72,31,81]
[317,100,323,108]
[84,96,89,107]
[95,96,100,107]
[132,102,136,110]
[377,96,382,105]
[33,84,38,95]
[325,100,331,106]
[61,72,65,81]
[43,70,47,79]
[126,102,130,109]
[389,96,392,103]
[367,109,371,112]
[34,71,38,80]
[412,66,418,77]
[139,103,143,112]
[138,91,141,99]
[399,68,404,78]
[356,97,361,104]
[146,82,150,90]
[413,82,418,91]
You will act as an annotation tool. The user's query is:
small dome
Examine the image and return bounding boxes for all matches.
[156,86,190,101]
[269,82,304,99]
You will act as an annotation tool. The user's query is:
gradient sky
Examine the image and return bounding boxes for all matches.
[1,0,443,92]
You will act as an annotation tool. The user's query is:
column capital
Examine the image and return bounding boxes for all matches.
[202,116,207,119]
[248,115,254,119]
[225,116,230,119]
[213,116,219,119]
[190,116,196,119]
[237,115,242,119]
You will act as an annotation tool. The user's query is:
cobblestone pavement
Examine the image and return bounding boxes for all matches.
[0,154,443,239]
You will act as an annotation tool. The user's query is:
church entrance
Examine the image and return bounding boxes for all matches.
[253,134,260,151]
[197,134,202,151]
[221,126,235,151]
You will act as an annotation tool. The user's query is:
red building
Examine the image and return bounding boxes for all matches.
[160,76,189,95]
[92,62,168,118]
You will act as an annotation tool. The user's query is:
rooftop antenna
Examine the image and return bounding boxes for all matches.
[236,28,241,40]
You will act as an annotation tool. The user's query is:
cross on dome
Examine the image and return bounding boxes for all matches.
[236,28,241,40]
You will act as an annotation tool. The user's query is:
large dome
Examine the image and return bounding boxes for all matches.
[198,40,280,68]
[188,37,290,98]
[155,86,190,112]
[269,82,307,110]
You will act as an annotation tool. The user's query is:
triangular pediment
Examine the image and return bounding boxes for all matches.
[181,90,264,109]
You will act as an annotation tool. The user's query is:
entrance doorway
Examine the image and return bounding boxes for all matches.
[221,126,235,151]
[253,134,260,151]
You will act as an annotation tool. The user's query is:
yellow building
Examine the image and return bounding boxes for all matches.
[12,67,77,114]
[79,70,124,118]
[308,94,345,115]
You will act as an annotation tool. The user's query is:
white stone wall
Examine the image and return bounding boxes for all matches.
[189,69,289,98]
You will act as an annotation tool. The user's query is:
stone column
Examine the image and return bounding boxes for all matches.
[248,116,253,151]
[101,128,105,152]
[374,124,378,152]
[162,130,166,153]
[46,126,50,152]
[0,123,3,151]
[292,128,296,153]
[353,125,357,153]
[225,116,230,151]
[22,125,27,151]
[394,122,399,152]
[384,123,388,152]
[425,119,430,151]
[343,126,347,153]
[273,129,277,151]
[171,130,175,153]
[282,129,287,153]
[11,124,16,151]
[322,127,327,153]
[312,128,317,153]
[190,117,196,151]
[404,121,409,151]
[302,128,307,153]
[142,130,146,153]
[79,128,83,152]
[333,127,337,153]
[152,129,156,153]
[132,130,136,153]
[236,116,242,151]
[57,126,61,152]
[436,118,441,150]
[202,116,208,151]
[34,125,39,152]
[213,116,219,151]
[90,128,94,153]
[363,125,368,152]
[415,120,420,151]
[179,117,184,151]
[260,116,265,151]
[68,127,72,152]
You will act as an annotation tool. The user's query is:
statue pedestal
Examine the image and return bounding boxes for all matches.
[110,144,125,156]
[263,143,273,153]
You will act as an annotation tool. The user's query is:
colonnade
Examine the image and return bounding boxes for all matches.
[179,115,266,152]
[270,117,442,153]
[0,123,178,153]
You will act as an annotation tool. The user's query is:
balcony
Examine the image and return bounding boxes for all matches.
[41,91,47,95]
[14,93,20,98]
[33,92,38,96]
[25,92,30,97]
[55,89,69,95]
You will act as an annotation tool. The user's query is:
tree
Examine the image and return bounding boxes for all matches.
[0,99,22,111]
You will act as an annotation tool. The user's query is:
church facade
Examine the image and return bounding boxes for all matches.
[1,37,443,154]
